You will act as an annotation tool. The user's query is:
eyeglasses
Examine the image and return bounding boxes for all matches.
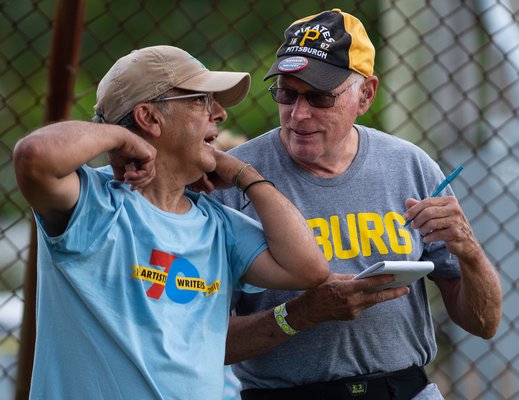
[151,92,215,114]
[268,83,347,108]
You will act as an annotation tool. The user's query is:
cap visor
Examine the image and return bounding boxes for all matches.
[177,71,251,108]
[264,56,350,91]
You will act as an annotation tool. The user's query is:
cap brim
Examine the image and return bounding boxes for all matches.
[264,56,351,91]
[176,70,251,108]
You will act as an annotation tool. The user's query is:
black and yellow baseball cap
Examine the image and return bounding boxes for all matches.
[264,8,375,91]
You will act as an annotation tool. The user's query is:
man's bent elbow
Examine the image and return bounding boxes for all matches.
[13,136,45,181]
[479,312,501,340]
[466,308,501,340]
[301,258,329,288]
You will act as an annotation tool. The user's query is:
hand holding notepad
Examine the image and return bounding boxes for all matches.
[353,261,434,291]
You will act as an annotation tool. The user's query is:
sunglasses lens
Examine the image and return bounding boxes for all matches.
[307,93,335,108]
[271,88,298,105]
[269,87,336,108]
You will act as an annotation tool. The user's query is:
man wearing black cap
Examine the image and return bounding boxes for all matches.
[13,45,330,399]
[211,9,501,400]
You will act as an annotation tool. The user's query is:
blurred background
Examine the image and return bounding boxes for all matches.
[1,0,518,399]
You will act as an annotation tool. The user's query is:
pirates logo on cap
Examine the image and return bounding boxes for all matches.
[278,56,309,73]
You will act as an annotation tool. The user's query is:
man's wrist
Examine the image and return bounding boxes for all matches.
[233,163,252,189]
[234,166,263,191]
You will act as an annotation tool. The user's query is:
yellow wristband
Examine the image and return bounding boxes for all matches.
[274,303,298,336]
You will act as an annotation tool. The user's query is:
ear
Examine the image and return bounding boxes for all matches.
[132,103,162,138]
[358,76,378,116]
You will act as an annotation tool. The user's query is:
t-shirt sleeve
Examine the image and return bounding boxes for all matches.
[199,194,268,292]
[35,165,123,259]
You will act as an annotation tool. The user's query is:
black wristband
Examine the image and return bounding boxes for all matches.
[241,179,275,209]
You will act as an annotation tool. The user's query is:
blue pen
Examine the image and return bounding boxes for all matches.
[404,165,464,227]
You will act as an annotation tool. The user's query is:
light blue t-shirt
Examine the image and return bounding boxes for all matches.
[29,165,268,400]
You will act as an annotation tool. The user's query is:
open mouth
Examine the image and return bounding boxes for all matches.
[204,135,217,144]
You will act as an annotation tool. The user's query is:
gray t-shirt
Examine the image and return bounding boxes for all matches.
[213,125,460,390]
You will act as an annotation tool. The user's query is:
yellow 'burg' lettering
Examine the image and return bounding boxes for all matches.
[307,218,333,261]
[357,213,389,256]
[385,212,412,254]
[330,215,360,259]
[308,212,411,261]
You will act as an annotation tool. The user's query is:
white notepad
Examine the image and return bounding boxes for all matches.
[353,261,434,291]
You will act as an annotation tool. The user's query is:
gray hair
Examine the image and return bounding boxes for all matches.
[92,90,174,129]
[347,72,365,90]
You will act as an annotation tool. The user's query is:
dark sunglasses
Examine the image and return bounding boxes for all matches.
[268,83,347,108]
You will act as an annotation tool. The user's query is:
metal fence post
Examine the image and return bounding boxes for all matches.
[14,1,87,398]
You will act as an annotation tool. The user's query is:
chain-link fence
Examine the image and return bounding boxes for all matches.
[1,0,518,399]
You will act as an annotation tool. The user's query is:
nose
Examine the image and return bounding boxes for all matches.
[290,95,312,121]
[209,101,227,124]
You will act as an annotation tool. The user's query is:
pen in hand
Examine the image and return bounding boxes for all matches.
[404,165,464,227]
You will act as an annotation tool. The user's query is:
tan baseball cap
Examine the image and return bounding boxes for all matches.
[264,9,375,91]
[94,45,251,124]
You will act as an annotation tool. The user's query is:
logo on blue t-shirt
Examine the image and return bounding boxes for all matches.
[132,249,220,303]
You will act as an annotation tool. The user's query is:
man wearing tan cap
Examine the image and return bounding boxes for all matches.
[212,9,501,400]
[12,45,329,399]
